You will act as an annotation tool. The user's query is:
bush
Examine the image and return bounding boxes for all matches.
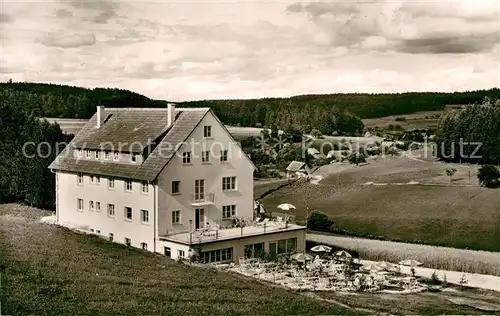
[310,129,323,138]
[347,152,366,165]
[477,165,500,188]
[430,270,440,284]
[307,211,334,232]
[394,117,407,122]
[312,157,331,167]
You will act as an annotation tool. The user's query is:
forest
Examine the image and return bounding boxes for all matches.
[435,97,500,165]
[1,82,499,134]
[0,100,71,208]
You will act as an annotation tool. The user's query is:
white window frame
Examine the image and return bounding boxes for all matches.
[96,201,101,212]
[222,205,236,219]
[164,247,171,257]
[113,152,119,161]
[182,152,191,164]
[108,178,115,189]
[141,181,149,194]
[124,206,133,221]
[107,204,115,217]
[141,209,149,223]
[125,238,131,246]
[194,179,205,200]
[171,181,180,195]
[89,175,95,184]
[89,200,95,211]
[77,173,83,185]
[141,242,148,250]
[85,150,91,158]
[178,249,185,258]
[125,179,133,192]
[104,151,111,160]
[203,125,212,138]
[202,151,210,163]
[220,150,228,162]
[109,233,114,241]
[77,198,84,211]
[172,210,181,224]
[222,176,237,191]
[95,176,100,185]
[131,154,137,163]
[95,151,100,159]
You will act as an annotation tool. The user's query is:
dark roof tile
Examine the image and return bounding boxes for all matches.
[49,107,210,181]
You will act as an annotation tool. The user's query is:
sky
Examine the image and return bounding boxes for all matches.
[0,0,499,101]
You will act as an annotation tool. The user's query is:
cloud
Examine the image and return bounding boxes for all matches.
[0,13,15,23]
[54,9,73,18]
[36,32,97,48]
[396,32,500,54]
[286,2,359,17]
[66,0,118,24]
[286,1,500,54]
[1,1,498,100]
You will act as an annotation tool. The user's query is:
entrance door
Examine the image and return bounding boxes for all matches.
[195,208,205,230]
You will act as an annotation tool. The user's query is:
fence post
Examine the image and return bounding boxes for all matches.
[264,222,266,233]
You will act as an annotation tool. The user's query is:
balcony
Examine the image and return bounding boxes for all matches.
[191,192,215,206]
[159,220,306,245]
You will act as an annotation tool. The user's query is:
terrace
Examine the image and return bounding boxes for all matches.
[159,220,305,245]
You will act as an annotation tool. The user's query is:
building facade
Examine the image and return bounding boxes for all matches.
[50,104,306,263]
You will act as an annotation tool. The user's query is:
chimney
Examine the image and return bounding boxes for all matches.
[96,105,105,128]
[167,103,176,127]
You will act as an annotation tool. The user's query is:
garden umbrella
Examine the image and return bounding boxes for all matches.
[310,245,332,253]
[277,203,296,211]
[398,259,422,267]
[334,250,352,258]
[290,253,313,263]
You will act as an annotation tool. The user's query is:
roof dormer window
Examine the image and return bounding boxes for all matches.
[131,155,137,163]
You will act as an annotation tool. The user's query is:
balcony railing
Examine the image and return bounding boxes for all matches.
[191,192,215,205]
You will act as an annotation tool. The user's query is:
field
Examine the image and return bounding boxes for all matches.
[2,204,500,315]
[361,110,442,130]
[258,153,500,252]
[307,233,500,277]
[0,204,352,316]
[361,105,463,130]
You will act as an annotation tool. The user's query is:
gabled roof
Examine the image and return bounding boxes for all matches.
[286,161,306,172]
[72,109,179,153]
[49,107,210,181]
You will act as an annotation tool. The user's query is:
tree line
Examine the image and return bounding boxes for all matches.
[2,82,499,134]
[0,101,71,208]
[435,97,500,165]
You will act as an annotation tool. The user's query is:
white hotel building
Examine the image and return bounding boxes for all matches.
[49,104,305,264]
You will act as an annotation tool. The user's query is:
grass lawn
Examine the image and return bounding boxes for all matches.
[0,204,354,316]
[259,180,500,252]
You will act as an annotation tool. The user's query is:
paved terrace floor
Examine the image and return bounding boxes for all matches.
[160,222,305,245]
